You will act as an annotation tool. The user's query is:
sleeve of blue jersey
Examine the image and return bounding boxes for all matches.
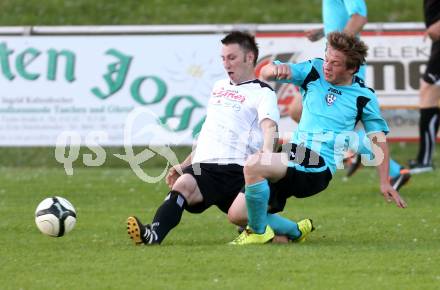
[273,59,315,86]
[344,0,367,17]
[361,94,389,135]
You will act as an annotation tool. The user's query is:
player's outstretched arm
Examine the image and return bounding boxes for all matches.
[344,13,367,36]
[369,132,407,208]
[260,63,293,82]
[260,63,277,81]
[260,118,278,153]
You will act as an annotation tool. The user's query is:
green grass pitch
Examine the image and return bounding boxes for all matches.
[0,0,423,25]
[1,144,439,290]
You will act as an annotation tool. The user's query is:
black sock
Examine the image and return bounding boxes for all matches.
[417,107,440,165]
[151,190,187,243]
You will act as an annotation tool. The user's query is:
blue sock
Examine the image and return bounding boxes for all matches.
[267,214,301,240]
[389,159,402,179]
[245,179,270,234]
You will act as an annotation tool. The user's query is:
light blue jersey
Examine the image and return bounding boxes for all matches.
[279,58,389,174]
[323,0,367,36]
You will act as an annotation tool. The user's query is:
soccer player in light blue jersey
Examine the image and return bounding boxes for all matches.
[290,0,411,191]
[230,32,406,245]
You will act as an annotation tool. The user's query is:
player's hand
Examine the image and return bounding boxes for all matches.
[305,28,324,42]
[272,64,292,80]
[166,165,182,189]
[380,182,407,208]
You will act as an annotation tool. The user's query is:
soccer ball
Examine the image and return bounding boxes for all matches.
[35,196,77,237]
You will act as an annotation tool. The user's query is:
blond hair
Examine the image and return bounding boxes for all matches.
[327,32,368,73]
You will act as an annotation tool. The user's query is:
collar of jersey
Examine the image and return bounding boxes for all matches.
[230,79,259,86]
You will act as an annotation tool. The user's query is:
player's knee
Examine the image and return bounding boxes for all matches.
[243,154,261,177]
[227,207,246,226]
[227,209,238,224]
[172,174,197,202]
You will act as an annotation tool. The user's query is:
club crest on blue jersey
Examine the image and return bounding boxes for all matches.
[325,93,337,106]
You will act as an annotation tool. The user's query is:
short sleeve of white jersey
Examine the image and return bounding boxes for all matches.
[257,86,280,125]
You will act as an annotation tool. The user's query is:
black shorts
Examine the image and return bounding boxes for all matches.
[267,143,333,213]
[182,163,244,214]
[423,40,440,85]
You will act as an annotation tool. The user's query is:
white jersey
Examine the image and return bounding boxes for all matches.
[192,78,280,166]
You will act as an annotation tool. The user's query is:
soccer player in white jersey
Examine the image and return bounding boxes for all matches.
[126,31,281,245]
[230,32,407,245]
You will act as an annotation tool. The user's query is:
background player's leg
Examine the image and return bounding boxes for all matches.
[415,81,440,167]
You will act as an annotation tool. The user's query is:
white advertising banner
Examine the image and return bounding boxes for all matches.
[0,34,225,146]
[0,24,428,146]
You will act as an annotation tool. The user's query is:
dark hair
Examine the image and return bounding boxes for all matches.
[327,32,368,73]
[221,31,259,65]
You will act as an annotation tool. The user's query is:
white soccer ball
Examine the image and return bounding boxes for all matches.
[35,196,77,237]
